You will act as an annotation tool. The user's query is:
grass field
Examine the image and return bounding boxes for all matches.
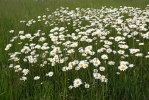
[1,0,149,100]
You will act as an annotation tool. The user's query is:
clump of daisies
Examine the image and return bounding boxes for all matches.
[5,5,149,89]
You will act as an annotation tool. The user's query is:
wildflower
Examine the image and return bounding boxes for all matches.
[19,31,24,34]
[39,37,46,42]
[14,65,21,69]
[67,49,75,54]
[78,60,85,68]
[68,85,73,90]
[93,73,101,79]
[25,34,31,39]
[91,20,100,26]
[35,45,41,49]
[51,36,58,42]
[93,69,98,73]
[99,67,105,71]
[73,78,82,88]
[118,50,125,55]
[146,8,149,15]
[50,50,56,56]
[145,55,149,58]
[106,48,112,53]
[22,69,29,75]
[100,36,106,39]
[9,30,14,33]
[93,58,101,67]
[20,76,27,81]
[59,27,65,31]
[108,61,115,65]
[113,50,117,54]
[129,49,140,54]
[104,40,110,45]
[129,24,137,28]
[85,83,90,88]
[123,45,129,49]
[116,72,120,75]
[129,64,134,68]
[118,64,128,71]
[100,75,108,82]
[115,36,122,42]
[139,43,144,45]
[34,76,40,80]
[38,16,41,19]
[101,54,108,60]
[46,72,54,77]
[135,53,143,57]
[5,44,12,51]
[9,64,13,68]
[120,61,129,65]
[86,39,93,43]
[85,49,92,55]
[75,66,80,70]
[15,68,22,72]
[62,66,68,72]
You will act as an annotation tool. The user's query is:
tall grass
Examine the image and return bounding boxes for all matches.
[1,0,149,100]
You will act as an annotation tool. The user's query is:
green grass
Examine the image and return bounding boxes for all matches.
[1,0,149,100]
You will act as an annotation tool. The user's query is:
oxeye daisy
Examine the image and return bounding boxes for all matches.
[115,36,122,42]
[135,53,143,57]
[46,72,54,77]
[139,43,144,45]
[93,73,101,79]
[34,76,40,80]
[129,64,134,68]
[9,30,14,33]
[118,50,125,55]
[73,78,82,88]
[106,48,112,53]
[100,75,108,83]
[68,85,73,90]
[101,54,108,60]
[93,58,101,67]
[99,66,105,71]
[108,61,115,65]
[22,69,29,75]
[85,83,90,88]
[118,64,128,71]
[129,49,140,54]
[9,64,13,68]
[25,34,31,39]
[20,76,27,81]
[145,55,149,58]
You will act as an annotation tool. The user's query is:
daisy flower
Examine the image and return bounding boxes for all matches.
[99,66,105,71]
[93,58,101,67]
[20,76,27,81]
[118,64,128,71]
[85,83,90,88]
[46,72,54,77]
[34,76,40,80]
[93,73,101,79]
[101,54,108,60]
[73,78,82,88]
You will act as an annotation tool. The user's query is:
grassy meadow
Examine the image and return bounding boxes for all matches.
[1,0,149,100]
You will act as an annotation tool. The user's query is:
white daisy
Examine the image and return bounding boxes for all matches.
[93,58,101,67]
[101,54,108,60]
[118,64,128,71]
[34,76,40,80]
[73,78,82,88]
